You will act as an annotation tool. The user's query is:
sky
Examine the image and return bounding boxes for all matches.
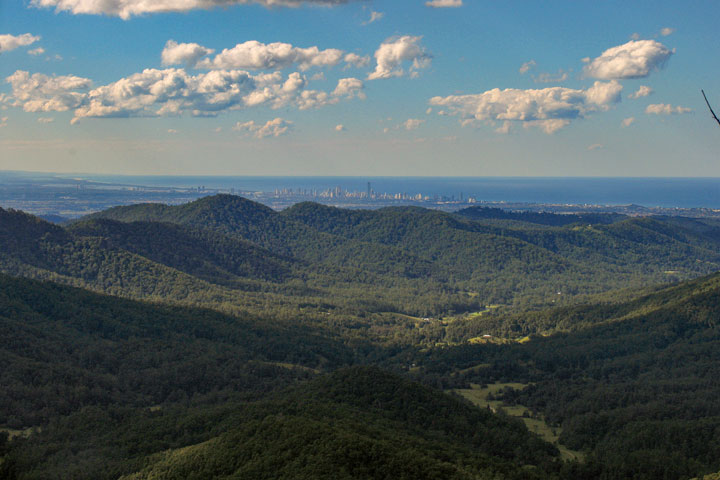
[0,0,719,176]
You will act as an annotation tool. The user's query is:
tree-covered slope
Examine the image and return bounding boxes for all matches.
[0,273,354,428]
[68,218,296,284]
[409,271,720,479]
[1,367,563,480]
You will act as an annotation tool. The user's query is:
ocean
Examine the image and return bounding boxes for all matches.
[70,175,720,209]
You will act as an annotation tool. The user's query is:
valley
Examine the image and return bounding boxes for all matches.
[1,195,720,479]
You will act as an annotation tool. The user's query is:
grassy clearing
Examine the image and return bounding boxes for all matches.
[452,383,583,462]
[0,427,36,440]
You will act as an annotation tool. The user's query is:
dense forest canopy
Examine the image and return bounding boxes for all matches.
[2,196,720,479]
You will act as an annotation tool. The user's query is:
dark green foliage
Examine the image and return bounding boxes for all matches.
[2,368,562,480]
[4,197,720,479]
[83,195,720,310]
[456,206,625,226]
[68,218,295,284]
[409,272,720,479]
[0,273,354,427]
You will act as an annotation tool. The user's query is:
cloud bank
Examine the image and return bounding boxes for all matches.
[429,81,623,134]
[30,0,353,19]
[6,68,364,123]
[162,40,367,73]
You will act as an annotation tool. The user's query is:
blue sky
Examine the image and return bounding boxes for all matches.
[1,0,719,176]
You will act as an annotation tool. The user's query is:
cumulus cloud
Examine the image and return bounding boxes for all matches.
[519,60,536,75]
[0,33,41,53]
[584,39,673,79]
[37,117,54,123]
[28,47,46,56]
[161,40,214,67]
[335,124,345,131]
[628,85,653,99]
[429,80,623,134]
[645,103,691,115]
[587,143,603,150]
[30,0,353,19]
[234,117,292,138]
[0,117,7,127]
[621,117,635,127]
[402,118,424,130]
[368,36,431,80]
[344,53,370,68]
[660,27,675,37]
[6,67,363,123]
[6,70,92,112]
[332,77,365,99]
[195,40,345,71]
[426,0,462,7]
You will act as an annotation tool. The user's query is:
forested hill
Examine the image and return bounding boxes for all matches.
[442,269,720,339]
[81,195,720,309]
[410,269,720,479]
[455,206,625,226]
[2,366,563,480]
[0,273,355,428]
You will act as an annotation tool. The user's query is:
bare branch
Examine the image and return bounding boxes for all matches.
[701,89,720,126]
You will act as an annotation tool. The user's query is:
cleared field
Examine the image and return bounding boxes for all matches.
[453,383,583,462]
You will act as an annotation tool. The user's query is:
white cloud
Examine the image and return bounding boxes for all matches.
[660,27,675,37]
[167,128,178,133]
[332,77,365,99]
[196,40,345,71]
[587,143,603,150]
[368,36,431,80]
[621,117,635,127]
[0,117,7,127]
[363,11,384,24]
[0,33,41,53]
[234,117,292,138]
[310,72,325,81]
[585,80,623,105]
[7,67,363,123]
[402,118,424,130]
[28,47,46,56]
[6,70,92,112]
[37,117,54,123]
[645,103,692,115]
[161,40,214,67]
[429,81,623,134]
[584,39,673,80]
[519,60,536,75]
[344,53,370,68]
[335,124,345,131]
[628,85,653,99]
[630,33,641,40]
[426,0,462,7]
[30,0,353,19]
[533,70,568,83]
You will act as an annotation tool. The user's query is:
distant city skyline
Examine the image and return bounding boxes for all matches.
[1,0,719,176]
